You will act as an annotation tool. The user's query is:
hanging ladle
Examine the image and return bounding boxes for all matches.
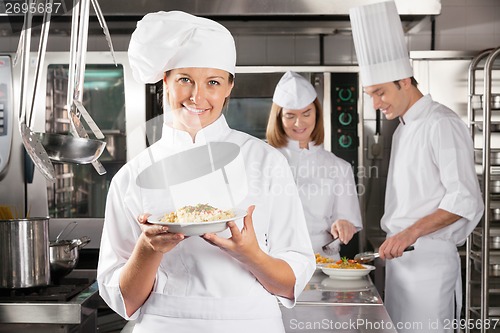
[17,0,55,182]
[38,0,106,166]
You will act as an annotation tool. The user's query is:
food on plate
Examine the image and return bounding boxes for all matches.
[326,257,366,269]
[315,253,334,264]
[160,204,235,223]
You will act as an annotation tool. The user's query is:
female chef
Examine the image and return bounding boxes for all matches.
[266,71,363,259]
[97,11,315,333]
[350,2,483,332]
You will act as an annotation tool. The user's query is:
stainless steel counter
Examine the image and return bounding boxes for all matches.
[121,270,397,333]
[0,282,98,324]
[0,270,100,333]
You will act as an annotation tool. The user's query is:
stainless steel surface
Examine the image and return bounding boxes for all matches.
[37,132,106,164]
[0,56,14,179]
[280,304,397,333]
[471,94,500,111]
[121,272,396,333]
[0,217,50,288]
[17,5,55,182]
[475,150,500,166]
[49,236,91,280]
[465,46,500,333]
[94,0,442,16]
[69,0,107,176]
[0,280,98,325]
[472,249,500,277]
[472,228,500,250]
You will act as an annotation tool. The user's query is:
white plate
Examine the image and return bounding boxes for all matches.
[320,264,375,280]
[148,208,247,236]
[320,277,371,291]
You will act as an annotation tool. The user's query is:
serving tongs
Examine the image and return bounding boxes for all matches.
[354,245,415,264]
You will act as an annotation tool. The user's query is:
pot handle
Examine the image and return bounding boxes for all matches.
[70,236,91,250]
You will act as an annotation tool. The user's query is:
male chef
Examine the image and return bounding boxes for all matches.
[349,2,484,332]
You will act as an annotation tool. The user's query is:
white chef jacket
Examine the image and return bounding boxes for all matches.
[277,140,362,258]
[382,95,483,332]
[97,115,315,333]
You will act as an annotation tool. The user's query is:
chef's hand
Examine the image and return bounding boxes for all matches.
[137,213,185,254]
[203,205,260,263]
[330,219,357,244]
[378,229,417,260]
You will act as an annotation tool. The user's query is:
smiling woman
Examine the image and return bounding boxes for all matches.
[97,10,315,333]
[164,68,234,140]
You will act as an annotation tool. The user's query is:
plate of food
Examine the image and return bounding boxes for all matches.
[315,253,335,270]
[320,257,375,280]
[148,204,247,236]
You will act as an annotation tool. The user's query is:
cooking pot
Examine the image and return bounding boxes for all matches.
[49,236,91,282]
[0,217,50,288]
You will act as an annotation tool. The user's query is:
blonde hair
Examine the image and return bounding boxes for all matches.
[266,98,324,148]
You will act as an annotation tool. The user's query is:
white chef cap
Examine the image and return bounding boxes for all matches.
[128,11,236,84]
[349,1,413,86]
[272,71,317,110]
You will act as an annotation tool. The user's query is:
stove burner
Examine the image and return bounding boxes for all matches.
[0,277,95,302]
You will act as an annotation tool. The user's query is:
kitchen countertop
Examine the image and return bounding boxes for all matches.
[0,281,99,325]
[121,270,397,333]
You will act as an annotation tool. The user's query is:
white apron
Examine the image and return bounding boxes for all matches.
[278,141,363,259]
[385,237,461,333]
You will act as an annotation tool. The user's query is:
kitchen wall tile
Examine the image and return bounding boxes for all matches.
[408,34,432,51]
[266,35,295,65]
[465,0,499,6]
[295,36,320,65]
[323,34,354,65]
[435,34,467,50]
[435,6,467,36]
[465,5,495,35]
[234,35,267,66]
[466,33,497,51]
[442,0,466,6]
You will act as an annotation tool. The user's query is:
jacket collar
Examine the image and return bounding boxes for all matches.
[160,115,231,146]
[399,94,432,125]
[285,139,323,153]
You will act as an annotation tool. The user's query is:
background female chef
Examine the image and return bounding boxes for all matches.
[266,71,362,259]
[349,2,483,332]
[97,11,315,333]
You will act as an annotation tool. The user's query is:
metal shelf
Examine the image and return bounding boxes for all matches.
[466,45,500,333]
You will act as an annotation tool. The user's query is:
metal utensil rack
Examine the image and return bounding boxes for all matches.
[466,46,500,333]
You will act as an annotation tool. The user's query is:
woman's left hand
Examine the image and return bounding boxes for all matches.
[202,205,261,263]
[330,219,357,244]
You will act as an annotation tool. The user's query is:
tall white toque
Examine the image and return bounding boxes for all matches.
[349,1,413,86]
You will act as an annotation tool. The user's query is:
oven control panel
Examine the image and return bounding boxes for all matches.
[0,55,13,178]
[330,72,359,172]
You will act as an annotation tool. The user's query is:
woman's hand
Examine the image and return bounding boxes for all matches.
[202,205,260,263]
[330,219,357,244]
[137,213,185,254]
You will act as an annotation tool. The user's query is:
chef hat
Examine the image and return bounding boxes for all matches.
[349,1,413,86]
[128,11,236,84]
[272,71,317,109]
